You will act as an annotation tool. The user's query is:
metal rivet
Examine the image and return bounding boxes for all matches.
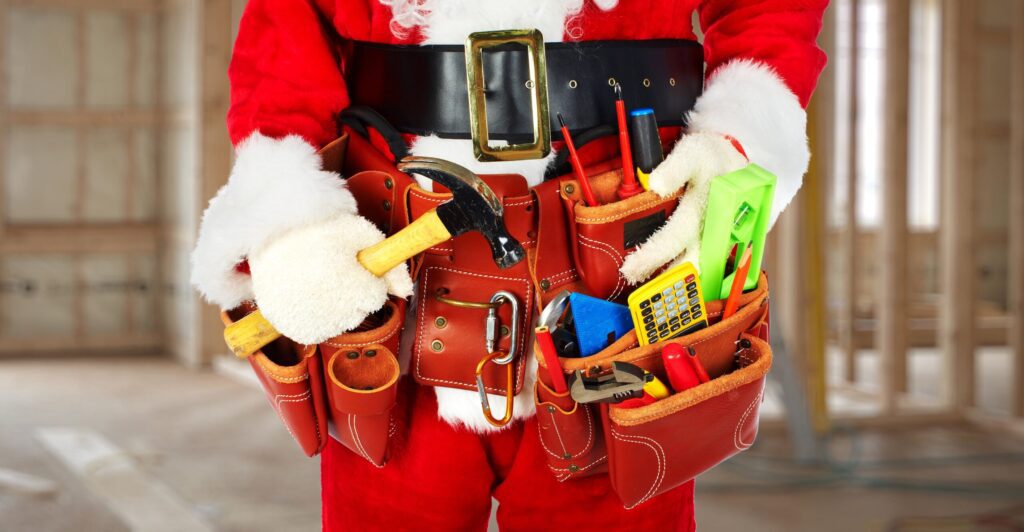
[563,184,575,195]
[527,230,537,239]
[540,279,551,291]
[382,199,391,211]
[568,464,580,472]
[643,78,651,88]
[563,453,572,459]
[546,405,556,413]
[525,79,535,89]
[434,316,447,328]
[607,77,616,87]
[568,79,578,89]
[500,325,510,337]
[669,77,676,86]
[346,351,359,360]
[364,349,377,357]
[431,340,444,352]
[384,177,394,190]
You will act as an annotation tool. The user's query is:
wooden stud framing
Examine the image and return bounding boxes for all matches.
[195,0,234,367]
[841,0,860,384]
[878,0,911,410]
[1010,0,1024,418]
[939,0,977,411]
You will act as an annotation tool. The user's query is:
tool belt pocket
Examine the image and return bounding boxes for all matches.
[603,332,771,509]
[220,305,329,457]
[533,375,608,481]
[560,165,680,301]
[318,298,406,467]
[541,273,770,507]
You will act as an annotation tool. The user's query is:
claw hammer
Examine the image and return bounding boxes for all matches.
[223,156,525,357]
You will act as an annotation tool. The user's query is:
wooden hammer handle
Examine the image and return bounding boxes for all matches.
[223,211,451,357]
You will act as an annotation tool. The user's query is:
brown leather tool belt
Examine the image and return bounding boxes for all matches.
[344,39,704,142]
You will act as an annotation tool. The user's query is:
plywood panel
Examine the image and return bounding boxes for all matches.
[81,254,127,334]
[133,126,157,221]
[5,125,77,222]
[135,13,158,108]
[83,126,129,221]
[1,255,75,337]
[7,8,78,108]
[84,11,129,108]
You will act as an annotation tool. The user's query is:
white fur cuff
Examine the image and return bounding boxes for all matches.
[191,132,358,310]
[687,59,810,226]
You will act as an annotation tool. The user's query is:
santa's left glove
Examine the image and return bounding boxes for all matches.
[190,132,413,345]
[621,59,812,284]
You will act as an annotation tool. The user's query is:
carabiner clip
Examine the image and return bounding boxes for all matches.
[475,351,515,427]
[484,291,519,365]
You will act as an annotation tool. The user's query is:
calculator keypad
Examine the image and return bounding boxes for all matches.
[629,263,709,346]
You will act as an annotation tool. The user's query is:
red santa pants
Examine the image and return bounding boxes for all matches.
[321,379,696,531]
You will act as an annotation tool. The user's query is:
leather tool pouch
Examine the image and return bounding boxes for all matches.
[534,274,771,507]
[221,305,329,457]
[559,159,680,301]
[319,298,406,467]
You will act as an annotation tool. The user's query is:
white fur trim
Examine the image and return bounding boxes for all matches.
[687,59,810,226]
[408,135,556,190]
[620,132,747,284]
[190,132,358,309]
[249,212,413,345]
[433,349,538,433]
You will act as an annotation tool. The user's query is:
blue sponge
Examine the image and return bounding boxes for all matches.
[569,293,634,358]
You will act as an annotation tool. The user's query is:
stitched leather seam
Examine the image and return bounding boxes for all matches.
[575,198,667,224]
[577,235,626,300]
[414,266,531,393]
[548,411,570,458]
[546,454,608,482]
[322,324,400,348]
[272,390,311,409]
[734,388,763,450]
[254,356,309,383]
[349,414,386,469]
[609,429,666,509]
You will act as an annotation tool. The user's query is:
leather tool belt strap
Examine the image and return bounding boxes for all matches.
[344,39,704,142]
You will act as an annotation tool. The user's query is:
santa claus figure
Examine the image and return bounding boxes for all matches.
[192,0,826,529]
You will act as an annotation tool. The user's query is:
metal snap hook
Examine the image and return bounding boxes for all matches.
[485,290,519,365]
[475,351,515,427]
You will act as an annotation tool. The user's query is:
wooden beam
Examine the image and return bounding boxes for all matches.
[842,0,860,384]
[0,224,160,254]
[939,0,977,411]
[0,333,161,354]
[878,0,911,411]
[8,109,163,126]
[9,0,163,11]
[1010,0,1024,418]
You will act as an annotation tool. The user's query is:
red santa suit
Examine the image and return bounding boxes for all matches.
[191,0,826,529]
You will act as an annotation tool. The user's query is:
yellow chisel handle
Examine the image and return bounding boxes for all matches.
[223,210,451,358]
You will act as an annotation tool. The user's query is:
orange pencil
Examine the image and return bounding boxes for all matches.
[722,244,753,319]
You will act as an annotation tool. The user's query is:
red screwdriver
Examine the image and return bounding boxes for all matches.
[614,83,644,200]
[557,112,599,207]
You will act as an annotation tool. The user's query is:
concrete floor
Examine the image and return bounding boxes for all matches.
[1,357,1023,531]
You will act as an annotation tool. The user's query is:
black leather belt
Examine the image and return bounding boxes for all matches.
[345,39,704,143]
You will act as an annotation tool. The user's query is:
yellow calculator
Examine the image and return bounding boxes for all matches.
[627,262,709,346]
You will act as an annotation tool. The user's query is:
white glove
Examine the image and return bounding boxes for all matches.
[620,59,811,284]
[191,132,412,344]
[249,212,412,344]
[619,132,747,284]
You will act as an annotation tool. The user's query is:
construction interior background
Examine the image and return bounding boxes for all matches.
[1,0,1023,530]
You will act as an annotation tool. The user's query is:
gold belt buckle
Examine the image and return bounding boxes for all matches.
[464,29,551,162]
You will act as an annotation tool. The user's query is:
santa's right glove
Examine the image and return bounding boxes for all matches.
[190,132,412,345]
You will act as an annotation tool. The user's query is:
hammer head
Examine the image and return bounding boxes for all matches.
[398,156,525,269]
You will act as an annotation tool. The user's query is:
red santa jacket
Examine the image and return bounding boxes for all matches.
[227,0,827,148]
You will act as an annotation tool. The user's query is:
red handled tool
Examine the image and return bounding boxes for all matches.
[662,343,710,392]
[535,326,568,393]
[614,83,643,200]
[557,113,599,207]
